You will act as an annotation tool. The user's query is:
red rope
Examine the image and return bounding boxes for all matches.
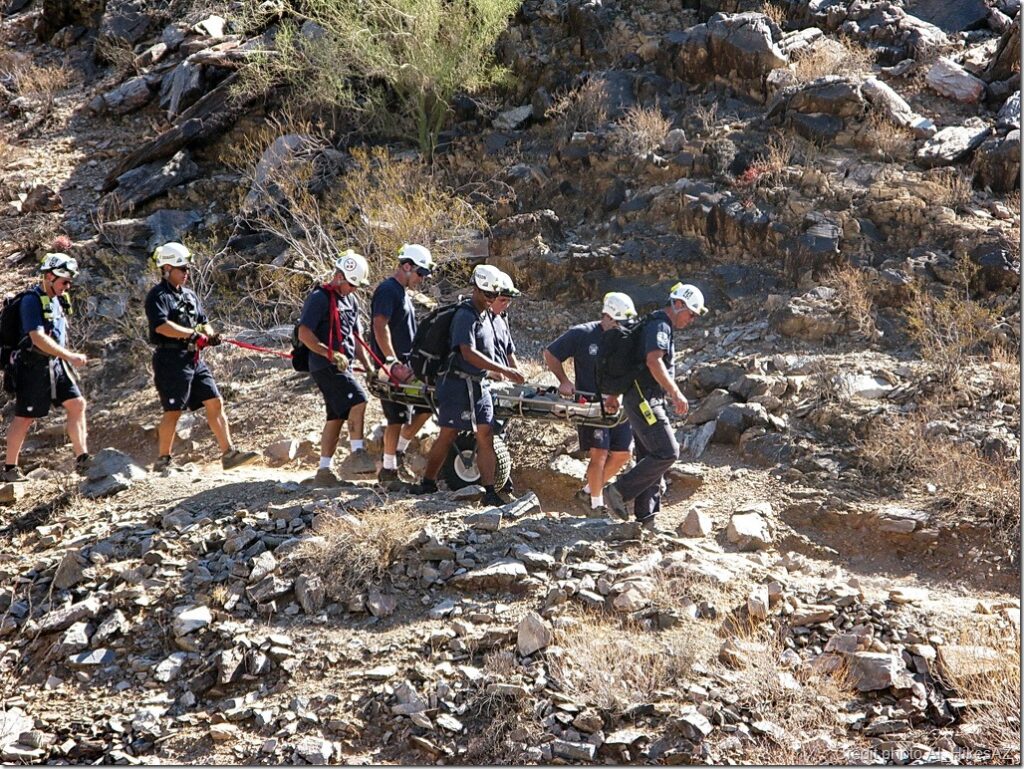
[223,338,293,359]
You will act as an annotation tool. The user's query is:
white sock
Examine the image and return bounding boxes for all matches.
[383,454,398,470]
[350,439,364,451]
[583,484,591,494]
[591,495,603,509]
[319,456,332,470]
[397,437,411,453]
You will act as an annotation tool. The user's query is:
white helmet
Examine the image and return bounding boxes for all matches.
[334,249,370,287]
[472,264,503,293]
[602,291,636,321]
[398,243,435,273]
[669,282,708,316]
[153,242,193,269]
[39,252,79,278]
[496,270,520,297]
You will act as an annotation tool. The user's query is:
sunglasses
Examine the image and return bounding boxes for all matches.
[415,267,431,278]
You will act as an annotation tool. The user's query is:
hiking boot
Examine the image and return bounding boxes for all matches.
[482,489,510,508]
[1,466,27,483]
[603,482,629,521]
[342,449,377,476]
[640,516,661,534]
[377,467,407,491]
[586,504,610,518]
[74,453,92,476]
[407,479,438,496]
[314,467,343,487]
[222,448,260,471]
[573,488,591,512]
[153,455,175,473]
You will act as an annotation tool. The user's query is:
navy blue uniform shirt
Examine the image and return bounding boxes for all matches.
[636,310,674,398]
[299,287,362,374]
[489,311,515,368]
[545,320,603,394]
[370,277,417,362]
[447,303,495,377]
[20,286,68,347]
[145,280,207,346]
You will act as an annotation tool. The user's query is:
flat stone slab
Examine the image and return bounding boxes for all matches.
[450,559,527,591]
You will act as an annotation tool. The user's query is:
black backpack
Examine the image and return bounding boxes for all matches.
[409,300,471,385]
[1,291,31,393]
[290,321,309,372]
[595,315,650,396]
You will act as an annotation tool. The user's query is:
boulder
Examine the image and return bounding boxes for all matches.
[861,77,935,137]
[517,611,552,656]
[264,438,298,466]
[450,559,527,591]
[726,510,772,551]
[21,184,62,213]
[91,75,154,114]
[99,209,203,252]
[915,119,991,168]
[771,287,845,341]
[488,209,563,276]
[713,402,772,444]
[678,506,712,538]
[97,0,152,49]
[105,149,200,212]
[52,551,85,590]
[974,129,1020,193]
[926,57,986,103]
[173,606,212,636]
[687,388,736,425]
[847,652,914,692]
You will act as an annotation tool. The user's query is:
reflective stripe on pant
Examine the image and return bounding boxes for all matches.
[614,392,679,521]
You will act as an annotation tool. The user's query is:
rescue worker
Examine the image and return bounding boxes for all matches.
[543,291,637,514]
[297,249,376,485]
[603,283,708,530]
[371,244,435,487]
[410,264,525,507]
[3,253,90,482]
[145,242,259,473]
[488,271,520,371]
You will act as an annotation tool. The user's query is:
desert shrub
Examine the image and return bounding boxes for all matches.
[792,36,872,82]
[690,100,719,136]
[929,167,975,209]
[823,263,878,340]
[735,132,795,189]
[0,53,70,120]
[905,281,997,387]
[545,78,610,143]
[294,506,422,597]
[611,103,671,155]
[463,649,542,762]
[761,1,787,26]
[235,138,484,293]
[236,0,521,157]
[859,108,916,162]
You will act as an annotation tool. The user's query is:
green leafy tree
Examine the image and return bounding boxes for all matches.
[239,0,521,157]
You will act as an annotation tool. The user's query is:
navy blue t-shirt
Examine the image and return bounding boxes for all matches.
[489,311,515,368]
[636,310,674,398]
[545,320,602,394]
[145,280,207,345]
[447,303,495,377]
[20,286,68,347]
[299,287,362,373]
[370,277,416,361]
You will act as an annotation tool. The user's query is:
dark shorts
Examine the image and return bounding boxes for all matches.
[436,375,493,431]
[578,420,633,452]
[153,349,220,412]
[380,398,432,426]
[311,366,367,421]
[14,357,82,418]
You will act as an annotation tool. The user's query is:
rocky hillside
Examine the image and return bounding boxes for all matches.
[0,0,1020,765]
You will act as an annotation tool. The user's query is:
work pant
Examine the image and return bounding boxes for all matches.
[614,390,679,522]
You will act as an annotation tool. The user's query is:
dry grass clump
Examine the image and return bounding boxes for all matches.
[691,100,719,136]
[550,610,715,710]
[927,167,975,209]
[860,108,916,162]
[761,1,788,27]
[463,649,542,762]
[736,132,795,188]
[611,104,671,155]
[822,263,878,340]
[988,343,1020,401]
[723,623,853,763]
[0,52,70,117]
[546,78,609,140]
[938,622,1021,760]
[295,507,422,596]
[858,408,1020,554]
[793,36,872,82]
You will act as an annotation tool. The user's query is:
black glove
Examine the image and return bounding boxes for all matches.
[207,332,223,347]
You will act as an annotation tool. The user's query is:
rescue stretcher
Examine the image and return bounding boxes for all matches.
[366,376,626,428]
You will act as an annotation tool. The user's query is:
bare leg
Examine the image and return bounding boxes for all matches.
[346,401,366,441]
[475,424,496,486]
[400,411,432,442]
[5,416,34,465]
[63,397,88,457]
[158,411,182,456]
[423,427,458,480]
[603,449,632,484]
[320,419,344,460]
[203,397,232,453]
[586,448,608,497]
[383,424,401,456]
